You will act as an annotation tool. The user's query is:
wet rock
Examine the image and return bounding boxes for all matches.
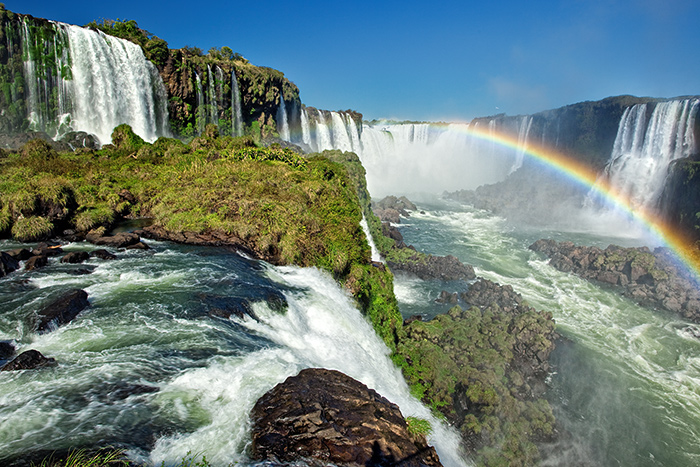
[389,254,476,281]
[460,278,524,314]
[24,255,48,271]
[1,350,56,371]
[60,251,90,264]
[58,131,99,150]
[5,248,32,261]
[251,368,442,467]
[530,238,700,322]
[90,232,141,248]
[31,242,64,257]
[34,289,89,333]
[436,290,459,304]
[373,195,417,217]
[91,249,117,260]
[126,241,150,250]
[0,251,20,277]
[375,208,402,224]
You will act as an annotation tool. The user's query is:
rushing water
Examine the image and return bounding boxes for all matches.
[0,239,467,467]
[392,198,700,466]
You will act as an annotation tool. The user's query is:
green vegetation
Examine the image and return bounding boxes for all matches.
[31,449,129,467]
[406,417,432,437]
[397,305,556,466]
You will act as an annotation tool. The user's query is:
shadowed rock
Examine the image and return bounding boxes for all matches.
[251,368,442,467]
[1,350,56,371]
[0,252,19,277]
[91,249,117,260]
[24,255,48,271]
[60,251,90,264]
[34,289,89,333]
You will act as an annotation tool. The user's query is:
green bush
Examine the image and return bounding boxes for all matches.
[111,124,145,152]
[11,216,53,242]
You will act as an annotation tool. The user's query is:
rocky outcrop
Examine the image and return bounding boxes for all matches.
[373,196,418,224]
[398,278,557,465]
[530,239,700,321]
[250,368,442,467]
[34,289,90,333]
[0,251,19,277]
[60,251,90,264]
[1,349,56,371]
[86,231,142,248]
[388,253,476,282]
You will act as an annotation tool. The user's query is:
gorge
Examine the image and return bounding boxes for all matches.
[1,6,700,467]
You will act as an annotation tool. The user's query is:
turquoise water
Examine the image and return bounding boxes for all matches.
[0,239,467,467]
[393,200,700,466]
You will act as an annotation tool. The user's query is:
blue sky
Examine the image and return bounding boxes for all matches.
[14,0,699,122]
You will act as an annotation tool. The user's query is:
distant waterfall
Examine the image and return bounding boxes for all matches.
[510,116,533,174]
[298,108,363,154]
[277,95,290,141]
[231,69,244,136]
[19,18,169,144]
[195,72,206,135]
[589,98,700,210]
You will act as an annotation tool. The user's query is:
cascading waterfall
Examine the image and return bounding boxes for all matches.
[588,98,700,210]
[62,24,169,144]
[276,94,290,141]
[195,72,205,135]
[206,65,219,126]
[285,112,541,196]
[20,18,72,137]
[360,215,383,263]
[300,108,312,147]
[231,69,244,137]
[19,18,170,144]
[510,115,533,173]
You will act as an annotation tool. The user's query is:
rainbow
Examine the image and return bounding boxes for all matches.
[458,123,700,280]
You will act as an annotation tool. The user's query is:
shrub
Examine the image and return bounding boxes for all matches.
[74,207,115,232]
[11,216,53,242]
[111,124,145,152]
[406,417,432,437]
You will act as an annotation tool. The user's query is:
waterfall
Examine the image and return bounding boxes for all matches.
[510,115,533,174]
[62,24,169,144]
[231,69,244,137]
[360,215,383,262]
[20,18,72,138]
[206,65,219,126]
[589,98,700,210]
[277,94,290,141]
[315,111,333,151]
[195,72,205,135]
[300,108,312,147]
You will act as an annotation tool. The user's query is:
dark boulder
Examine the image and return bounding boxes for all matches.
[24,255,48,271]
[1,349,56,371]
[0,251,20,277]
[88,232,141,248]
[31,242,64,257]
[34,289,89,333]
[389,254,476,281]
[5,248,32,261]
[60,251,90,264]
[58,131,99,150]
[91,249,117,260]
[251,368,442,467]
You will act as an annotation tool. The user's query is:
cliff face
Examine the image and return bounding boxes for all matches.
[472,95,668,171]
[0,11,301,142]
[660,158,700,239]
[91,19,301,140]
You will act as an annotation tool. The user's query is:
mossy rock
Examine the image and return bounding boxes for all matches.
[111,124,145,152]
